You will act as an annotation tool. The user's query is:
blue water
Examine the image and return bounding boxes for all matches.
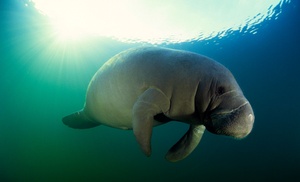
[1,1,299,181]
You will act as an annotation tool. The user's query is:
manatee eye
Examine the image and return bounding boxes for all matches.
[216,86,225,96]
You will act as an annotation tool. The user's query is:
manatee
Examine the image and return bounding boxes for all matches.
[62,47,254,162]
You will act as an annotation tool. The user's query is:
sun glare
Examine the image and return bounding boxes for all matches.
[28,0,289,44]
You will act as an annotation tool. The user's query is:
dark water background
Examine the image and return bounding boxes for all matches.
[1,1,299,181]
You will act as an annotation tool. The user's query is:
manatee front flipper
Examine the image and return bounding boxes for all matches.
[132,88,170,157]
[165,124,205,162]
[62,110,100,129]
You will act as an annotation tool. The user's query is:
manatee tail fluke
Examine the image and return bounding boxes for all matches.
[62,110,100,129]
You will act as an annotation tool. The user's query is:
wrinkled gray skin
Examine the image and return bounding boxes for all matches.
[62,47,254,162]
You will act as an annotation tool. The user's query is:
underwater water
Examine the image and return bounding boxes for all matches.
[0,0,299,181]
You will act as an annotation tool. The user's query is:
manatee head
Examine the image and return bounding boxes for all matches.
[197,63,254,139]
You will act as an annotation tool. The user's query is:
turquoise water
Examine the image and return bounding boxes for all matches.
[1,1,299,181]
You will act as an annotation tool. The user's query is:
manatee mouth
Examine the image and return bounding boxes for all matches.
[205,102,254,138]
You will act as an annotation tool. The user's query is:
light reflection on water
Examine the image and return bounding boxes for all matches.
[24,0,290,44]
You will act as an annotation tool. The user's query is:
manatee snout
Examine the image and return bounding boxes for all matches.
[205,102,254,139]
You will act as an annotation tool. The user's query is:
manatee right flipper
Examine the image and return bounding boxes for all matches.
[62,110,100,129]
[132,88,170,157]
[165,124,205,162]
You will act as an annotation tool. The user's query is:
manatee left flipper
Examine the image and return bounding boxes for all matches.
[165,124,205,162]
[132,88,170,157]
[62,110,100,129]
